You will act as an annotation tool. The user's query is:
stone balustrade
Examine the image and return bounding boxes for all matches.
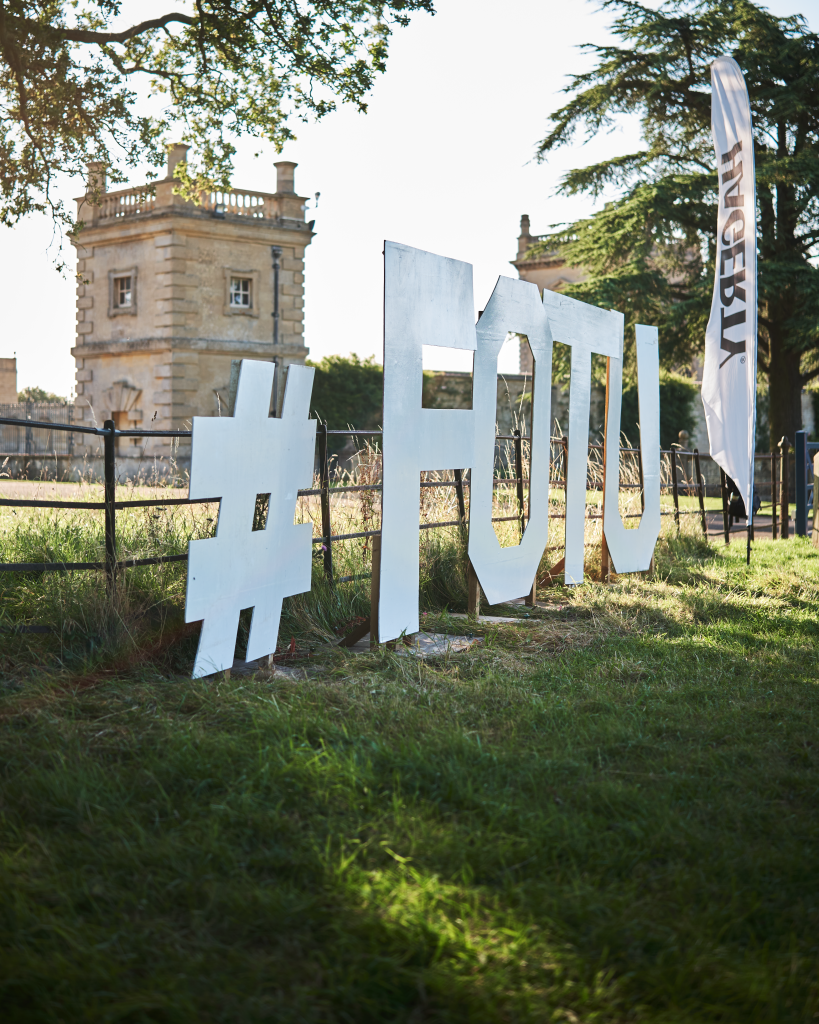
[89,184,292,222]
[97,187,156,219]
[200,188,272,218]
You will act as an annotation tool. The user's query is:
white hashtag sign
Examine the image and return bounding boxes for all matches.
[185,359,316,678]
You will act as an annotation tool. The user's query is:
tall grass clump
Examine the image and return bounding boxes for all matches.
[0,481,217,677]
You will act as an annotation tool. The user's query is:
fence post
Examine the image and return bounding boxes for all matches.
[599,358,611,584]
[635,441,655,575]
[317,424,333,581]
[454,468,467,527]
[771,450,778,540]
[513,429,526,537]
[638,443,646,513]
[25,401,32,458]
[103,419,117,591]
[795,430,807,537]
[693,449,707,537]
[512,431,537,605]
[779,436,790,539]
[670,449,681,534]
[813,451,819,548]
[719,467,730,544]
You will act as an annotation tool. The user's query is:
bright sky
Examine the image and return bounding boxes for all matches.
[0,0,816,396]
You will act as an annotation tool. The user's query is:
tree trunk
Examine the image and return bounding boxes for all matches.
[767,329,803,448]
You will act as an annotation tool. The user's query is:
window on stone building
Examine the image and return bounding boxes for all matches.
[114,275,132,309]
[229,276,252,308]
[223,268,259,317]
[108,267,137,317]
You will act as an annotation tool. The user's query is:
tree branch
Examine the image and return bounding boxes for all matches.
[0,7,54,202]
[25,13,195,45]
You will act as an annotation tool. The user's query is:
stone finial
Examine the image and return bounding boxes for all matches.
[167,143,190,179]
[274,160,297,195]
[518,214,532,259]
[86,161,107,199]
[0,356,17,404]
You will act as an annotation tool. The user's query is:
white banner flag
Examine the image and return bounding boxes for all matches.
[702,56,757,519]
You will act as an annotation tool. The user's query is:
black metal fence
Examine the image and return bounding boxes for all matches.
[0,403,75,456]
[0,416,812,594]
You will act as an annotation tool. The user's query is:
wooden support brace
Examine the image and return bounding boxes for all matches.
[369,533,381,648]
[541,555,565,586]
[337,619,371,648]
[467,559,481,617]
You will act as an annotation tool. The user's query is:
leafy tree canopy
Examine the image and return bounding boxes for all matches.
[0,1,434,231]
[308,353,382,452]
[16,385,68,404]
[533,0,819,447]
[621,372,698,450]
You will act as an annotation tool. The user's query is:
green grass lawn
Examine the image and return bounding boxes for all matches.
[1,534,818,1022]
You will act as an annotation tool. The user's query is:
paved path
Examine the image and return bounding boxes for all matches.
[0,480,186,500]
[704,511,811,542]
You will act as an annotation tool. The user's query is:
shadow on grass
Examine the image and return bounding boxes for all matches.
[1,526,818,1020]
[1,636,818,1023]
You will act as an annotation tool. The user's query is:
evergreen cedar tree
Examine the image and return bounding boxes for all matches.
[0,0,434,256]
[621,373,698,451]
[533,0,819,448]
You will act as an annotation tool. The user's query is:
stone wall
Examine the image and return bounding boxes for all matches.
[422,371,605,439]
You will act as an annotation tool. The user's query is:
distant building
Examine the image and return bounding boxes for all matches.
[420,218,598,440]
[511,214,586,374]
[70,146,313,467]
[0,357,16,403]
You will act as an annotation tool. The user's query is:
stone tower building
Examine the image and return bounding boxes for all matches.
[511,214,585,374]
[71,146,313,468]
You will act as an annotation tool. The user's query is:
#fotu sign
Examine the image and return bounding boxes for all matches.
[185,241,661,676]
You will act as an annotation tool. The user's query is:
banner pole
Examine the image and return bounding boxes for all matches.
[747,454,753,565]
[702,57,757,550]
